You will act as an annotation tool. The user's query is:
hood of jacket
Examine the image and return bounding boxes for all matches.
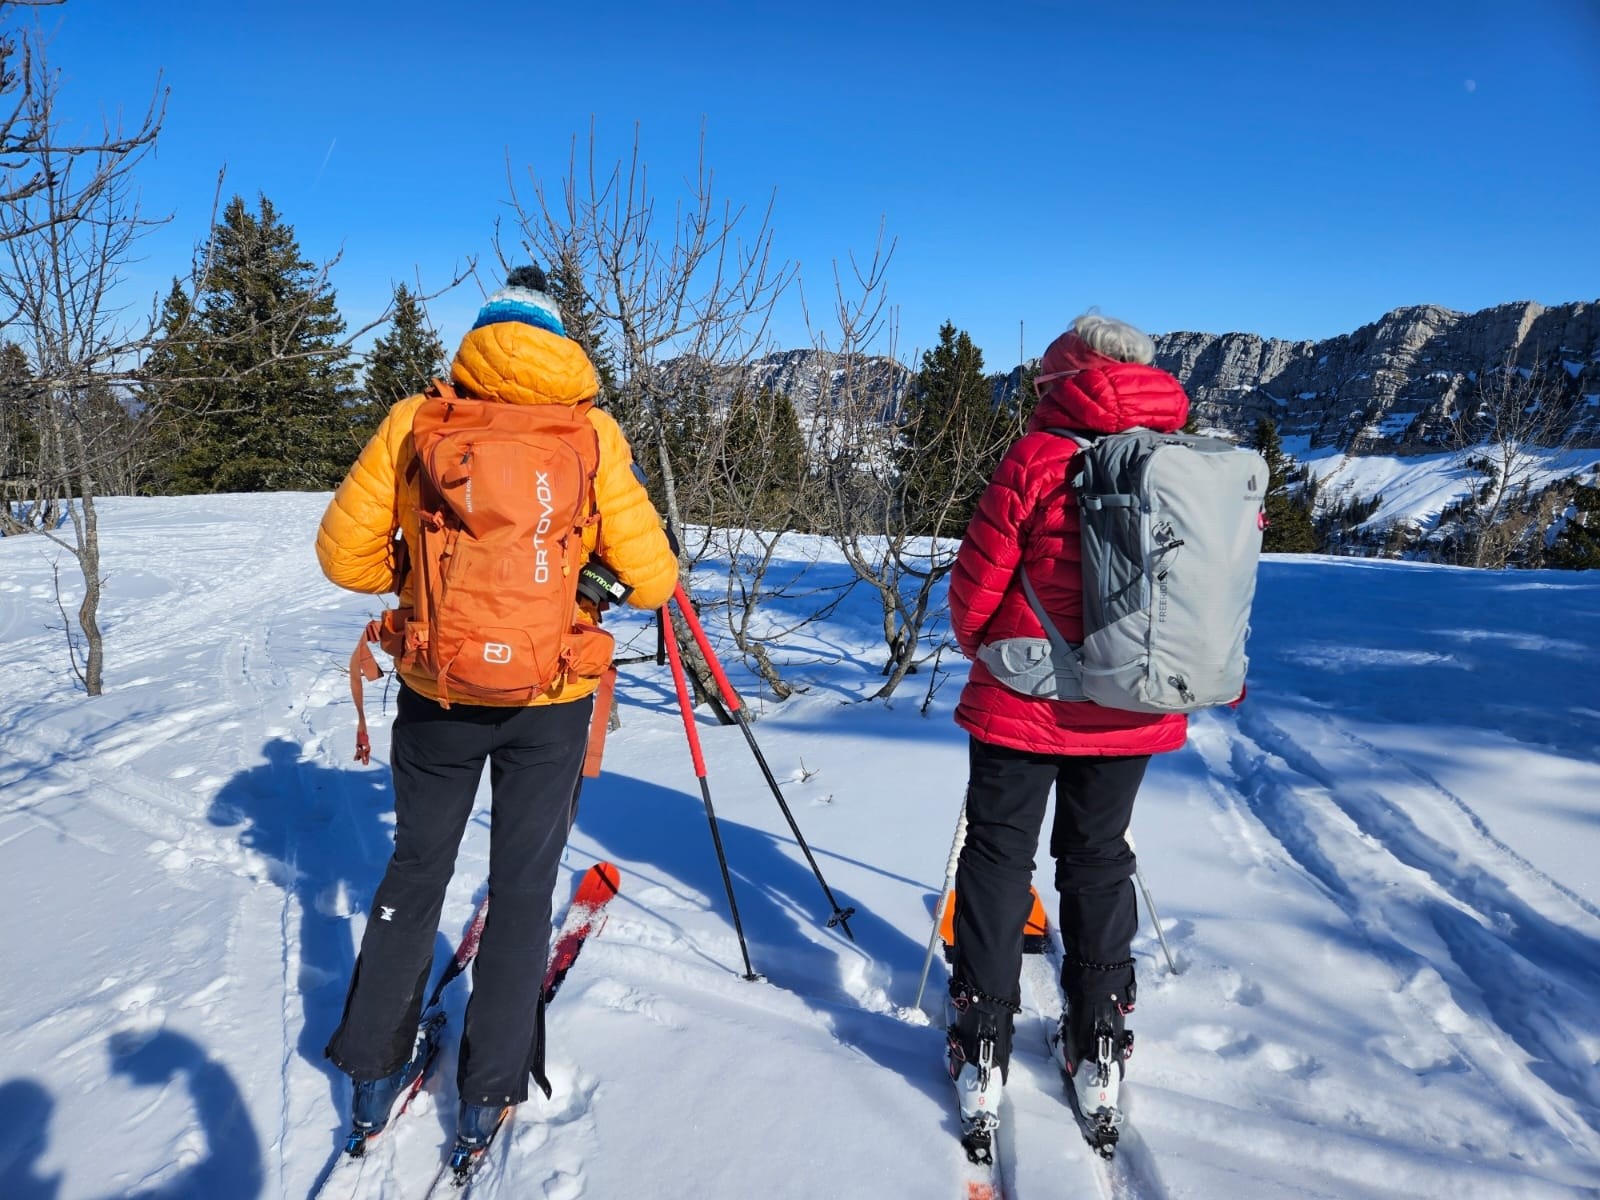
[450,320,599,408]
[1030,331,1189,436]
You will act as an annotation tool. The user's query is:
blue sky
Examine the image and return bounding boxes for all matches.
[45,0,1600,368]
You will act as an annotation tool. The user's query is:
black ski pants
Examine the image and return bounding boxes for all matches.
[326,685,592,1107]
[951,736,1148,1021]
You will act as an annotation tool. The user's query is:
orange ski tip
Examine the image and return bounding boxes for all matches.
[573,861,621,906]
[941,885,1047,949]
[967,1181,999,1200]
[1024,887,1048,938]
[939,887,957,948]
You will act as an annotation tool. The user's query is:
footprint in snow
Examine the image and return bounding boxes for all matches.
[541,1167,584,1199]
[585,978,684,1031]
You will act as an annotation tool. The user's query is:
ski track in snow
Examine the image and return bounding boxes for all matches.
[1180,706,1600,1195]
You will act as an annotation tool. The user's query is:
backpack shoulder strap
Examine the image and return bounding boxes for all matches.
[1041,426,1094,449]
[1018,568,1080,658]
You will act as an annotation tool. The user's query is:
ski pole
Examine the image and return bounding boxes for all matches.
[1135,868,1180,976]
[670,582,857,941]
[661,603,761,982]
[913,796,968,1014]
[1126,830,1180,976]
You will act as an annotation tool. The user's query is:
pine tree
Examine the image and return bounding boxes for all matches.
[1548,483,1600,570]
[898,322,1003,536]
[718,386,806,528]
[1252,416,1318,553]
[1011,363,1039,431]
[0,339,37,488]
[655,382,715,522]
[546,251,617,402]
[362,283,445,431]
[143,195,358,494]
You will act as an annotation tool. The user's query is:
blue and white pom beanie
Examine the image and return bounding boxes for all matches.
[470,265,566,338]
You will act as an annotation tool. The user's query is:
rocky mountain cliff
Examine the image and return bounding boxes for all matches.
[1153,300,1600,453]
[675,300,1600,457]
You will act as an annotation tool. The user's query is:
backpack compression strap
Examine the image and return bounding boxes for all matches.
[348,620,385,764]
[582,666,618,778]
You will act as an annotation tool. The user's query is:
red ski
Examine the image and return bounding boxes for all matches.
[543,861,622,1002]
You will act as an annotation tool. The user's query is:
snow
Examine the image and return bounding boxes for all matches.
[3,494,1599,1199]
[1304,447,1600,534]
[1371,411,1418,438]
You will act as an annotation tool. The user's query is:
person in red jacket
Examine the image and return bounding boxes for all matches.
[945,313,1190,1141]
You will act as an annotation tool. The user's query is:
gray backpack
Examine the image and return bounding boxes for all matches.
[976,428,1266,714]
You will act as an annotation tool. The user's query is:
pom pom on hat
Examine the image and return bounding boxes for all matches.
[471,265,566,337]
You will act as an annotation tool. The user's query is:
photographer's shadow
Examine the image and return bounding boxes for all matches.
[0,1029,262,1200]
[102,1028,263,1199]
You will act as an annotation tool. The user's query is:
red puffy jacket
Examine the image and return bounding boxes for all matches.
[950,333,1191,756]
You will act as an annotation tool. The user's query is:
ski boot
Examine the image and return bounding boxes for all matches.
[1050,1002,1134,1160]
[947,984,1017,1166]
[448,1102,512,1184]
[345,1012,445,1155]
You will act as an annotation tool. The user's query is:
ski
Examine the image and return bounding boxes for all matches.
[308,896,490,1199]
[959,1151,1003,1200]
[421,1106,515,1195]
[421,861,621,1194]
[542,859,621,1002]
[1022,934,1130,1161]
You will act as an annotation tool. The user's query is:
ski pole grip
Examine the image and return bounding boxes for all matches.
[672,582,743,713]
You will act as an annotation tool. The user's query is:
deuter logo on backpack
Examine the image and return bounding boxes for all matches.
[977,428,1266,714]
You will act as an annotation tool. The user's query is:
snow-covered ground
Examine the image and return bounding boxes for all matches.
[1284,440,1600,540]
[2,494,1598,1199]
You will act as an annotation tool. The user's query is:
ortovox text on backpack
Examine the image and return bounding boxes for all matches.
[976,428,1266,714]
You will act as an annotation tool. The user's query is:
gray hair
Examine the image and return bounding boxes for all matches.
[1073,313,1156,365]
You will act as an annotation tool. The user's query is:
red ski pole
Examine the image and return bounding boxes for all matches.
[660,604,761,981]
[671,582,857,941]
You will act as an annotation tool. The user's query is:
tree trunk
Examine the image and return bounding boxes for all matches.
[78,488,104,695]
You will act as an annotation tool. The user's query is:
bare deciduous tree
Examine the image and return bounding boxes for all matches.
[502,123,796,705]
[0,18,164,692]
[501,123,794,543]
[801,230,1023,701]
[1447,353,1580,569]
[0,11,468,693]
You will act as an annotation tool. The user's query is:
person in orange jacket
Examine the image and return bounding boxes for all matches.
[315,266,676,1154]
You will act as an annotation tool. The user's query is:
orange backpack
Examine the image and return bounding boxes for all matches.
[348,381,615,761]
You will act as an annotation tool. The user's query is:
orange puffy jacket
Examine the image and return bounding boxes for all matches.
[315,319,678,707]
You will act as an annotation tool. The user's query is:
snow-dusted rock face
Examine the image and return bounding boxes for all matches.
[1153,300,1600,451]
[656,349,911,421]
[742,348,911,416]
[659,301,1600,455]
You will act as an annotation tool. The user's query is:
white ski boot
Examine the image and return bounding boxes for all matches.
[947,988,1014,1165]
[1050,1014,1133,1159]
